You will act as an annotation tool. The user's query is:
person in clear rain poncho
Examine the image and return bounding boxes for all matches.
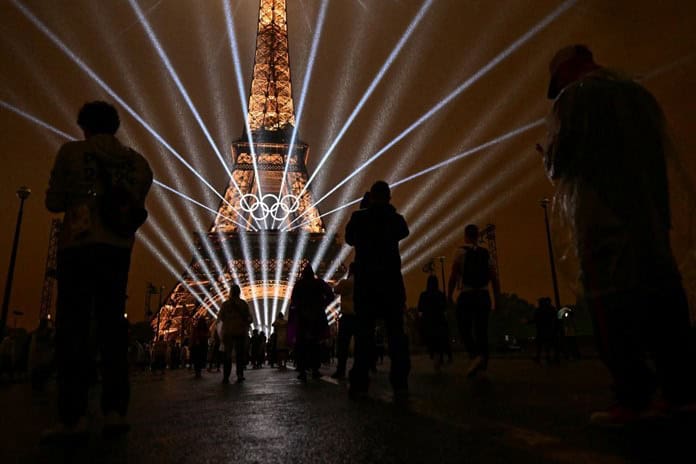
[542,45,696,426]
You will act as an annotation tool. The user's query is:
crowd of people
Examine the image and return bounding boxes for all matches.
[2,43,693,444]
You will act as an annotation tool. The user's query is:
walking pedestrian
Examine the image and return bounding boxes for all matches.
[190,317,209,378]
[287,264,333,382]
[418,275,449,370]
[527,297,557,365]
[217,285,252,384]
[448,224,500,378]
[272,313,289,370]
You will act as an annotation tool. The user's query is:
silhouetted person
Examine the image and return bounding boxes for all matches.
[542,45,696,425]
[448,224,500,378]
[288,264,333,382]
[559,307,580,360]
[249,329,259,368]
[29,317,54,392]
[250,329,266,368]
[43,101,152,441]
[528,297,557,364]
[332,262,357,380]
[345,180,411,399]
[217,285,252,384]
[191,317,209,378]
[272,312,289,370]
[418,275,449,370]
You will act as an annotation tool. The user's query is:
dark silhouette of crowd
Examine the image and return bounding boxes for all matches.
[6,41,693,451]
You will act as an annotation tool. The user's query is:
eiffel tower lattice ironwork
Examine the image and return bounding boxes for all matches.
[153,0,345,340]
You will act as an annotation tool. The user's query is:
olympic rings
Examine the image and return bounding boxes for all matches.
[240,193,301,222]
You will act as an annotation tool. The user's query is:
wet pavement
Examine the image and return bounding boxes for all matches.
[1,355,694,463]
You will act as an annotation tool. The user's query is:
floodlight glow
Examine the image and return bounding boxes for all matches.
[286,0,575,229]
[272,230,289,317]
[139,232,217,318]
[145,218,224,310]
[154,180,254,230]
[401,150,536,265]
[223,0,267,228]
[286,197,361,233]
[237,229,263,326]
[4,103,233,318]
[0,100,76,141]
[12,0,244,223]
[402,172,539,275]
[393,119,544,190]
[322,244,352,281]
[641,52,696,82]
[287,119,543,233]
[298,0,434,200]
[128,0,259,231]
[280,231,310,315]
[260,231,269,328]
[277,0,329,210]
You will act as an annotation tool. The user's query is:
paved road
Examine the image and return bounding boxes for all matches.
[1,355,694,463]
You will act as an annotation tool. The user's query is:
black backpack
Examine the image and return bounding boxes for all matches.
[459,246,490,289]
[97,158,148,238]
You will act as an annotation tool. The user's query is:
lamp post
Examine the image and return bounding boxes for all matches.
[437,256,447,299]
[540,198,561,310]
[1,186,31,338]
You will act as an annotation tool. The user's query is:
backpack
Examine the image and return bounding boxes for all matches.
[97,158,148,238]
[459,246,490,289]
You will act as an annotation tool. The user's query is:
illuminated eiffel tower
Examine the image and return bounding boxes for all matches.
[154,0,345,340]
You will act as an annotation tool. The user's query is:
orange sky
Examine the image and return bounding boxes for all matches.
[1,0,695,330]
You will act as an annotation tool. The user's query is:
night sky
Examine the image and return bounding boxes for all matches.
[1,0,695,329]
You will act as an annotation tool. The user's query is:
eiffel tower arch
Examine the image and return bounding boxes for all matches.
[153,0,345,341]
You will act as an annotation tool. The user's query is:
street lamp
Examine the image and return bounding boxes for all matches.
[1,186,31,337]
[437,256,447,299]
[540,198,561,310]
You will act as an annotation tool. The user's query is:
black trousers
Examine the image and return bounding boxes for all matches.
[295,332,321,374]
[222,335,247,380]
[350,305,410,392]
[55,245,131,426]
[589,284,696,409]
[335,313,357,375]
[456,290,491,368]
[191,343,208,374]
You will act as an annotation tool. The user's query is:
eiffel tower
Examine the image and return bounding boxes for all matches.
[154,0,345,340]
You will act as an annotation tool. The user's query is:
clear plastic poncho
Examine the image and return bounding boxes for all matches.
[543,68,696,322]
